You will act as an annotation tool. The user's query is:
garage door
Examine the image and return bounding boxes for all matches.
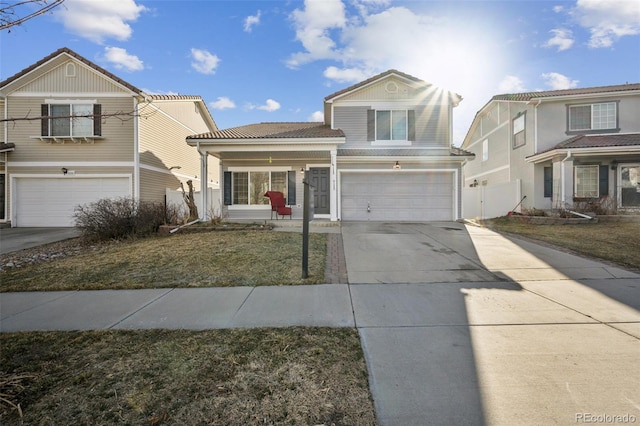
[14,177,131,227]
[340,172,454,221]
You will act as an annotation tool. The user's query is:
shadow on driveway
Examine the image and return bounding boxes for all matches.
[0,227,80,255]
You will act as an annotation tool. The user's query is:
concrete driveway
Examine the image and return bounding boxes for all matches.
[342,222,640,426]
[0,227,80,255]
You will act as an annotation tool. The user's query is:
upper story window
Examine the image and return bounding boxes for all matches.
[567,102,618,134]
[482,139,489,161]
[512,113,525,148]
[41,103,101,138]
[367,109,415,145]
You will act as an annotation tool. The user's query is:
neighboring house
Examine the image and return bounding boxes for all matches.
[188,70,473,222]
[461,84,640,219]
[0,47,218,227]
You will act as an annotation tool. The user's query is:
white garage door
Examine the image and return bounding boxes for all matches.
[341,172,454,221]
[14,177,131,227]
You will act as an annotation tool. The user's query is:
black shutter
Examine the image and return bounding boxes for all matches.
[408,109,415,141]
[544,167,553,198]
[287,170,296,205]
[41,104,49,136]
[93,104,102,136]
[599,165,609,197]
[223,171,232,205]
[367,109,375,141]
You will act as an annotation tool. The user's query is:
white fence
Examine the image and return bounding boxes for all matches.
[462,180,521,219]
[165,187,222,221]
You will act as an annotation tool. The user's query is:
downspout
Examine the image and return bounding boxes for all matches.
[197,140,208,221]
[560,149,572,209]
[2,95,8,223]
[133,96,140,200]
[531,99,541,153]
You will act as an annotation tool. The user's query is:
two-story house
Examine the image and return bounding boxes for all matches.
[0,47,219,227]
[461,84,640,219]
[188,69,473,222]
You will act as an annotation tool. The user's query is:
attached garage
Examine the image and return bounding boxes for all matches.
[12,176,131,227]
[340,171,455,221]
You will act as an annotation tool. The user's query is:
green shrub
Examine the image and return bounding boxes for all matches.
[74,197,167,241]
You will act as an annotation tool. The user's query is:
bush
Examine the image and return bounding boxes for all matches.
[74,197,167,241]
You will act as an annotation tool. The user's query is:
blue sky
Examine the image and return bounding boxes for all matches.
[1,0,639,145]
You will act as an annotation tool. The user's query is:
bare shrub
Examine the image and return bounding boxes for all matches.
[74,197,166,241]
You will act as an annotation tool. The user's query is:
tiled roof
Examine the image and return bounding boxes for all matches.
[324,69,427,101]
[531,133,640,158]
[338,148,474,157]
[0,47,143,94]
[188,122,344,140]
[147,94,203,101]
[492,83,640,102]
[555,133,640,150]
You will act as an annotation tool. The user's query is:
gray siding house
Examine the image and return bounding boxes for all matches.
[461,84,640,219]
[188,70,473,222]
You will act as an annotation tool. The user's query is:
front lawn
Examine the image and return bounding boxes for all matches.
[484,218,640,271]
[1,231,327,292]
[0,328,376,425]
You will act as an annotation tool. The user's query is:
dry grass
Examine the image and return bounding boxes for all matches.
[485,218,640,271]
[0,328,376,425]
[1,231,327,292]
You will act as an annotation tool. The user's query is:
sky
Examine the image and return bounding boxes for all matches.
[1,0,639,146]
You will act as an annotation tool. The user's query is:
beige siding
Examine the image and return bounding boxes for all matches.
[337,77,427,102]
[8,58,130,95]
[138,99,219,199]
[5,96,135,163]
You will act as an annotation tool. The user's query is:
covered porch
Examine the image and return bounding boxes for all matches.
[186,122,345,222]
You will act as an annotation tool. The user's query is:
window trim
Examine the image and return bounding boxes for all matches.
[566,101,620,135]
[482,139,489,162]
[41,100,101,140]
[370,109,413,146]
[227,168,292,208]
[512,112,526,149]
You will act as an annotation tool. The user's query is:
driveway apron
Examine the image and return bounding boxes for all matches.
[342,222,640,426]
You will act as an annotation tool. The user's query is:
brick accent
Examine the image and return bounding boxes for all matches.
[324,233,348,284]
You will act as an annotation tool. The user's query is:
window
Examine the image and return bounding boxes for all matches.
[575,165,599,198]
[41,103,101,137]
[482,139,488,161]
[568,102,617,133]
[376,110,407,140]
[513,113,525,148]
[230,171,290,205]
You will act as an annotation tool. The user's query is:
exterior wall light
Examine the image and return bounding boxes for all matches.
[393,161,401,170]
[61,167,68,175]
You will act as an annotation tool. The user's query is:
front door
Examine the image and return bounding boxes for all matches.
[309,168,330,214]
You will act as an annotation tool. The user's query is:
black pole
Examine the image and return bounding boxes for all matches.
[302,171,310,278]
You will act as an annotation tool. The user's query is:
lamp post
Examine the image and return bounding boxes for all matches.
[302,170,314,278]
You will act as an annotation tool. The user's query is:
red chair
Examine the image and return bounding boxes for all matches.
[263,191,292,220]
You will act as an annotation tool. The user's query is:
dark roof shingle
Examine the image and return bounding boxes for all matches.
[188,122,344,140]
[531,133,640,158]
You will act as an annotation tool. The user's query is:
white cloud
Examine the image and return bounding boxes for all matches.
[258,99,281,112]
[544,28,575,51]
[541,72,579,90]
[498,75,527,93]
[210,97,236,110]
[287,0,347,67]
[323,66,370,83]
[54,0,146,44]
[244,10,261,32]
[102,47,143,72]
[572,0,640,48]
[308,111,324,122]
[190,48,220,74]
[553,5,565,13]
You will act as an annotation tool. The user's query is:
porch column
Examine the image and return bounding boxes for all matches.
[199,151,208,221]
[330,149,338,221]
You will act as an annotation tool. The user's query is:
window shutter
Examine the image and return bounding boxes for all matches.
[408,109,416,141]
[41,104,49,136]
[93,104,102,136]
[599,165,609,197]
[543,167,553,198]
[287,170,296,205]
[367,109,375,141]
[223,171,232,205]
